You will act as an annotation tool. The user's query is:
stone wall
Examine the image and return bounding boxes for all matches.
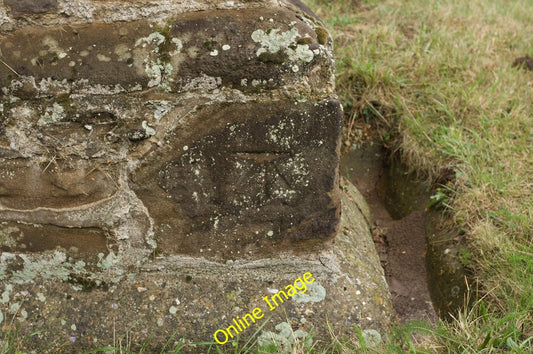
[0,1,394,350]
[0,0,342,264]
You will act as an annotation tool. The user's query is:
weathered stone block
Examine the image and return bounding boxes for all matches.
[0,0,341,262]
[4,0,57,16]
[133,100,341,259]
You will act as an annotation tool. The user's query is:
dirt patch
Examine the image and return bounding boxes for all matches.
[341,130,438,324]
[513,55,533,70]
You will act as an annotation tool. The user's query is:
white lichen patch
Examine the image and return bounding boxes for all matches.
[361,329,383,348]
[1,284,12,304]
[148,100,172,121]
[181,74,221,92]
[0,227,22,248]
[288,153,309,187]
[170,38,183,56]
[40,36,69,64]
[97,53,111,62]
[114,44,132,61]
[144,59,172,89]
[11,252,71,284]
[135,32,165,50]
[38,102,66,126]
[142,120,156,137]
[258,322,312,351]
[272,188,296,200]
[59,0,95,20]
[251,28,315,64]
[0,6,12,28]
[97,251,120,270]
[42,36,60,52]
[135,32,182,91]
[267,122,291,148]
[292,281,326,303]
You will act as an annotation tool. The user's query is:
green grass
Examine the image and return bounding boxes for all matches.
[306,0,533,351]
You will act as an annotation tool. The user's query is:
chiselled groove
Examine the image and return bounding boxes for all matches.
[271,161,294,190]
[232,151,291,163]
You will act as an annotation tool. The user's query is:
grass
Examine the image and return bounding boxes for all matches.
[305,0,533,351]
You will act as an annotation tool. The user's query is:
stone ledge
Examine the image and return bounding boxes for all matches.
[0,179,393,351]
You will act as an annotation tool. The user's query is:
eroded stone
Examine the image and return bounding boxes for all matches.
[0,8,333,94]
[4,0,57,16]
[132,100,342,259]
[0,1,340,263]
[0,222,114,257]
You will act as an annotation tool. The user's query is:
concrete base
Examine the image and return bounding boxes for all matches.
[0,179,393,351]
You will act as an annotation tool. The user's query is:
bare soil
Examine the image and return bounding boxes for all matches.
[341,129,438,324]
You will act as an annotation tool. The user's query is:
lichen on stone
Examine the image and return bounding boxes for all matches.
[1,284,12,304]
[11,251,72,284]
[292,281,326,303]
[38,102,66,125]
[251,27,315,64]
[361,329,383,348]
[135,31,182,91]
[0,226,22,248]
[148,100,172,121]
[142,120,156,137]
[181,74,221,92]
[135,32,166,50]
[258,322,312,351]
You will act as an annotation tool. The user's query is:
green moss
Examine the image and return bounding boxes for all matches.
[203,40,218,52]
[258,51,289,64]
[297,37,314,45]
[55,93,78,118]
[315,27,328,45]
[154,25,173,63]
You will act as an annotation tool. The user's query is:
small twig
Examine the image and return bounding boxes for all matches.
[346,110,357,143]
[41,156,57,174]
[0,57,20,77]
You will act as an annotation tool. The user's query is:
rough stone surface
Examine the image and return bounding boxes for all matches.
[0,179,393,351]
[0,0,340,263]
[0,0,395,349]
[3,0,57,16]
